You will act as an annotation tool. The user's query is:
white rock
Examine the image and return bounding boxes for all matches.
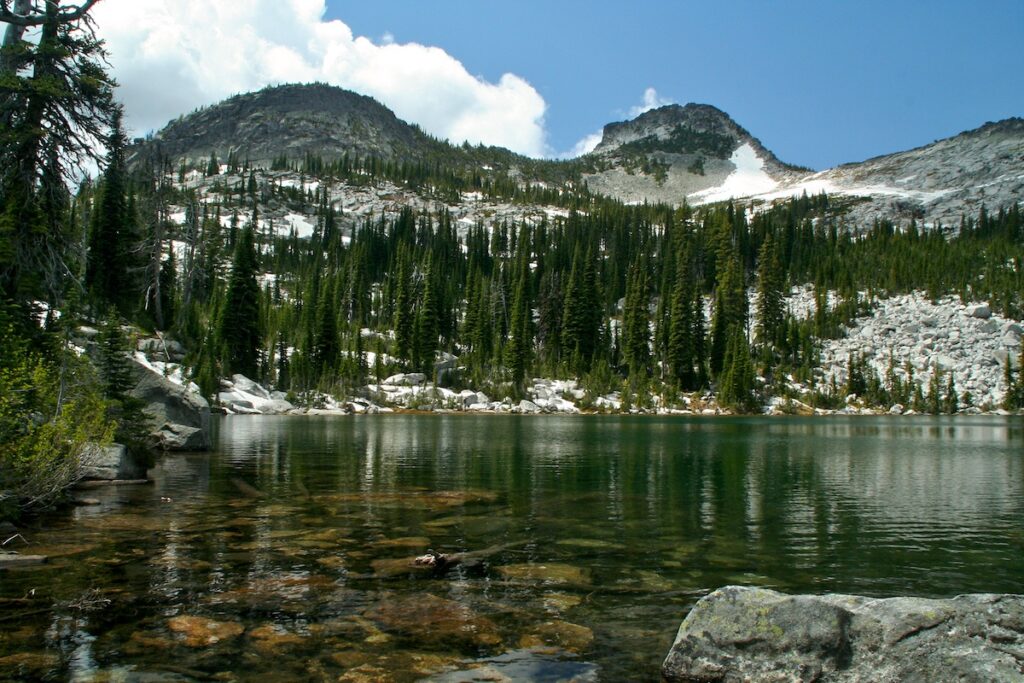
[518,400,542,414]
[967,303,991,319]
[231,374,270,399]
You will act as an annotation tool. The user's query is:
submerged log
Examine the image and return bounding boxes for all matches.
[0,552,47,568]
[230,477,266,498]
[365,540,530,579]
[74,479,151,488]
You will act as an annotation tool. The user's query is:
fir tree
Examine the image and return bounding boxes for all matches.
[312,282,339,377]
[505,264,532,389]
[219,223,261,379]
[667,264,696,389]
[393,251,415,366]
[414,257,439,374]
[755,231,785,348]
[561,245,601,374]
[621,259,651,376]
[718,326,757,412]
[86,107,134,312]
[96,310,148,454]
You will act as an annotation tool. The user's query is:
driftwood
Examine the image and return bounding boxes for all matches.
[230,477,266,499]
[74,479,151,488]
[364,540,530,579]
[0,552,47,568]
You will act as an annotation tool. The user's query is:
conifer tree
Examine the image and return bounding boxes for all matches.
[718,326,756,412]
[414,257,439,374]
[755,231,785,348]
[393,251,415,366]
[505,264,532,389]
[312,281,339,378]
[667,264,696,389]
[96,309,148,453]
[219,223,261,378]
[87,107,134,312]
[561,245,601,374]
[622,260,651,375]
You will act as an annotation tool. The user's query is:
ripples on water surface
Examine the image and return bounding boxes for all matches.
[1,415,1022,681]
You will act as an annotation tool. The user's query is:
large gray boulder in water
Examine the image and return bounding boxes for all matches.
[662,586,1024,682]
[79,443,148,480]
[129,361,210,451]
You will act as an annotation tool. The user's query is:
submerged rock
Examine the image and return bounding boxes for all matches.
[662,586,1024,683]
[167,615,244,647]
[519,620,594,653]
[0,652,60,679]
[364,593,502,650]
[495,563,591,586]
[248,623,306,652]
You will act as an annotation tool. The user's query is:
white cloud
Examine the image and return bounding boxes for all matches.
[561,131,604,159]
[560,87,677,159]
[629,87,674,117]
[92,0,549,157]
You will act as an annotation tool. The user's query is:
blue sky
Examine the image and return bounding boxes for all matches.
[325,0,1024,169]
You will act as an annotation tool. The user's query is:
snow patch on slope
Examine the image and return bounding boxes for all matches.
[690,143,779,205]
[748,171,955,205]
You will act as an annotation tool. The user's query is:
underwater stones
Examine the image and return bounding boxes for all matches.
[542,592,583,612]
[315,555,347,570]
[554,538,620,550]
[248,624,306,652]
[363,593,502,650]
[0,652,60,678]
[167,615,244,647]
[124,631,176,654]
[370,536,431,550]
[495,563,591,586]
[518,620,594,653]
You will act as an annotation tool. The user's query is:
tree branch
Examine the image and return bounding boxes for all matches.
[0,0,103,28]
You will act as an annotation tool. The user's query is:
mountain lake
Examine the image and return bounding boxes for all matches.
[1,414,1022,681]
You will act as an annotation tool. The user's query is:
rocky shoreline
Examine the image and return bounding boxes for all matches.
[662,586,1024,682]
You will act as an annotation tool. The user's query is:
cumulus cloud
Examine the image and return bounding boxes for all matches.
[91,0,549,157]
[561,88,677,159]
[560,131,603,159]
[629,87,674,117]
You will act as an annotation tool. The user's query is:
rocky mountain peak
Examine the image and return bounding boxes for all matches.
[582,103,801,206]
[594,103,750,157]
[129,82,433,167]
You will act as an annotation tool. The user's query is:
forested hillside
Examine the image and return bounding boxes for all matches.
[75,135,1024,416]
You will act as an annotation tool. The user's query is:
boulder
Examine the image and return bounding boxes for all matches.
[130,359,210,451]
[662,586,1024,683]
[155,424,206,450]
[967,303,992,319]
[79,443,148,480]
[383,373,427,387]
[518,400,542,414]
[230,374,270,400]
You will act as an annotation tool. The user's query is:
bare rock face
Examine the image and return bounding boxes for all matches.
[79,443,147,480]
[129,359,210,451]
[662,586,1024,682]
[130,83,434,168]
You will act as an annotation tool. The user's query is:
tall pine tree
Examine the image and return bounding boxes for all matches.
[219,222,261,378]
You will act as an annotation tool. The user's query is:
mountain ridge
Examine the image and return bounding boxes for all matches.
[130,82,1023,224]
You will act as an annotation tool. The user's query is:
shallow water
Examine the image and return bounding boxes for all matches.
[1,415,1022,681]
